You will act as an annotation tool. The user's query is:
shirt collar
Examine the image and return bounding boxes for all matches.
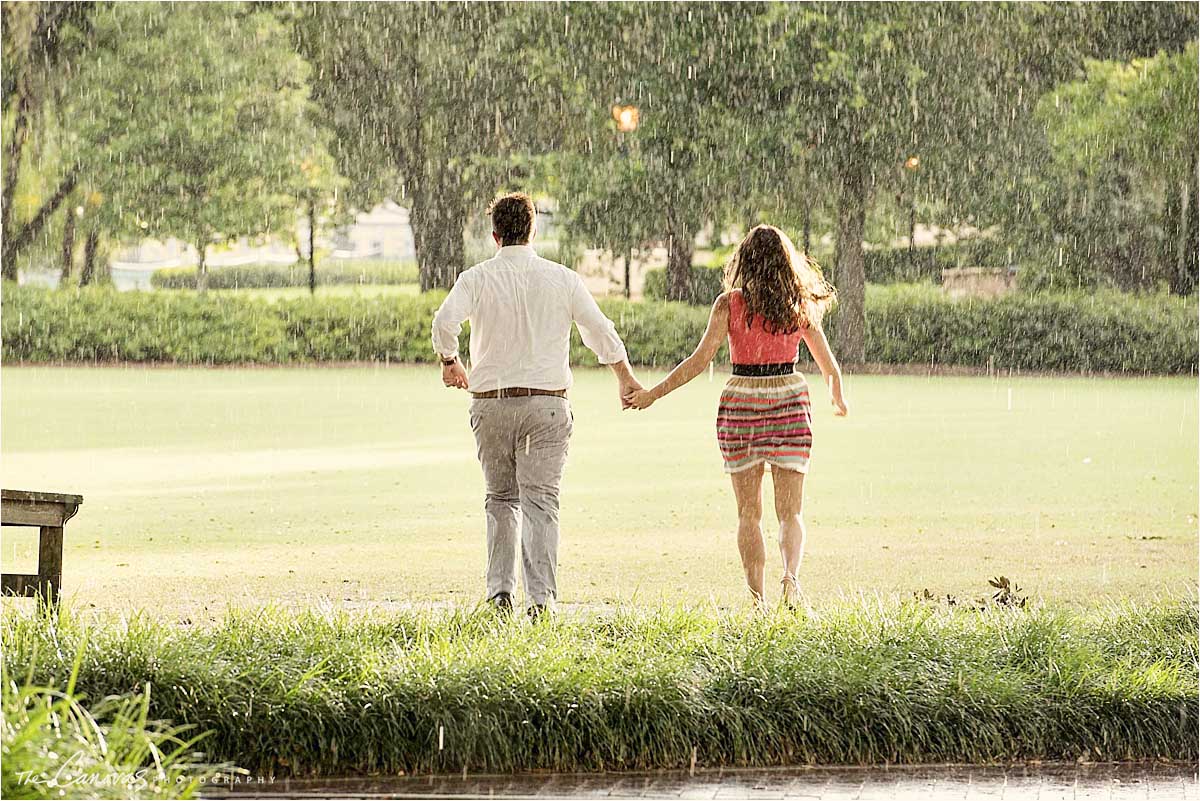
[496,244,537,265]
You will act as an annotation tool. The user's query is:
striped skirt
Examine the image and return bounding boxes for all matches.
[716,373,813,474]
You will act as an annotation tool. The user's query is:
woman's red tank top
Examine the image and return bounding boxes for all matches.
[727,289,805,365]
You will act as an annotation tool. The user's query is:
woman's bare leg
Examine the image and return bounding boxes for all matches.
[730,464,767,605]
[771,467,807,602]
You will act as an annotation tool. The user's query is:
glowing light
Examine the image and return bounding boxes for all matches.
[612,105,640,133]
[904,155,920,171]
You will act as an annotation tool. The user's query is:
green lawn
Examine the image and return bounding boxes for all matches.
[1,366,1195,613]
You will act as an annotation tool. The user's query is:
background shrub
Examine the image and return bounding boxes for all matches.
[862,239,1010,284]
[643,238,1009,301]
[149,259,418,290]
[642,264,726,304]
[3,284,1194,373]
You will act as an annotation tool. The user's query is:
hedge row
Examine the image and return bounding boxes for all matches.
[643,264,726,303]
[150,259,418,290]
[644,240,1012,301]
[2,283,1194,373]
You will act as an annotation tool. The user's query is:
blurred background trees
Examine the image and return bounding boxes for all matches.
[1,1,1195,357]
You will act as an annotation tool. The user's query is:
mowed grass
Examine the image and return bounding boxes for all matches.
[0,366,1195,614]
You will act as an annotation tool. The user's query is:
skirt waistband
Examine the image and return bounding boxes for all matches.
[732,362,797,377]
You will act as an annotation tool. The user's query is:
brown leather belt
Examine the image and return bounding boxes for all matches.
[471,387,567,399]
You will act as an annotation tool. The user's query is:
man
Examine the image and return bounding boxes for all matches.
[431,192,641,620]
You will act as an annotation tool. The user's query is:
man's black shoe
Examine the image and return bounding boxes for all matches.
[488,592,514,615]
[527,603,550,623]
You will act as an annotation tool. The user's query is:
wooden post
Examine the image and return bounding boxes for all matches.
[37,526,64,606]
[1,489,82,611]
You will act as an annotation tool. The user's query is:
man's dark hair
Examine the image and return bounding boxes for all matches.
[488,192,536,246]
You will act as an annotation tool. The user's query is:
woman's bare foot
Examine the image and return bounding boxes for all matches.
[780,574,800,608]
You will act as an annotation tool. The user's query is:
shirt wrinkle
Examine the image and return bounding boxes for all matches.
[431,246,628,392]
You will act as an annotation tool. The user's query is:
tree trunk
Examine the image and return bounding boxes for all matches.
[60,208,77,285]
[195,235,209,293]
[1170,168,1197,296]
[413,183,466,292]
[624,248,632,300]
[1,92,31,269]
[833,164,868,365]
[2,169,79,279]
[802,198,811,256]
[79,229,100,286]
[307,198,317,295]
[665,209,694,302]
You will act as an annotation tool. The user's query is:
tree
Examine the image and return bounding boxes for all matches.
[752,3,1187,362]
[291,140,350,294]
[547,3,763,301]
[1,1,96,278]
[298,3,561,291]
[1019,46,1198,295]
[67,2,319,291]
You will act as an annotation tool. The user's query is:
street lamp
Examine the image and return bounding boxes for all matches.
[612,104,639,133]
[612,104,640,297]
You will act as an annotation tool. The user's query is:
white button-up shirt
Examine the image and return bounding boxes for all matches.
[431,245,628,392]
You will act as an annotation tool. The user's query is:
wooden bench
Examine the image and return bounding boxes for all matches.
[2,489,83,606]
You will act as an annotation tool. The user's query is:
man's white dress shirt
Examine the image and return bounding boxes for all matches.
[431,244,628,392]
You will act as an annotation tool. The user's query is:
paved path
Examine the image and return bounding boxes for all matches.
[207,762,1197,800]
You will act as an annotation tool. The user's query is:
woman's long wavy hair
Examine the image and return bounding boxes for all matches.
[724,224,836,334]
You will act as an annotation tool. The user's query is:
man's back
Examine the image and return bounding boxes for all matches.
[431,244,626,392]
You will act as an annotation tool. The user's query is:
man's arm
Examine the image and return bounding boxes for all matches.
[431,272,473,390]
[569,276,640,407]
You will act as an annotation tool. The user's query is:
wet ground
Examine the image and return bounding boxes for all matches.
[204,761,1197,800]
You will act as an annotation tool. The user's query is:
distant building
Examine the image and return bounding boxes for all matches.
[328,201,415,261]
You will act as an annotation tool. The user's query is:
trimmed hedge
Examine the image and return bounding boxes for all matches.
[150,259,418,290]
[646,240,1011,300]
[2,283,1194,373]
[643,264,725,303]
[863,239,1009,284]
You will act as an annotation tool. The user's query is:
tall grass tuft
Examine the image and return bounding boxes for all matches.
[1,612,223,799]
[2,600,1195,777]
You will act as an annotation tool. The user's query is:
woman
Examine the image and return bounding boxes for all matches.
[626,225,848,608]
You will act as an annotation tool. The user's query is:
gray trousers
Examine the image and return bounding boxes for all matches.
[469,395,573,606]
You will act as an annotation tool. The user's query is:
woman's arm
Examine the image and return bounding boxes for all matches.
[801,321,848,416]
[626,294,730,409]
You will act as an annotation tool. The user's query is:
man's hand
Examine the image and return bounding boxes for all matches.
[618,376,643,410]
[607,360,641,410]
[441,358,469,390]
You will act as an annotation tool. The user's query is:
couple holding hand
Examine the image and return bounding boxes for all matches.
[432,193,847,619]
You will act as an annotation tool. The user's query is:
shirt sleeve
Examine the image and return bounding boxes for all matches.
[431,271,474,359]
[569,273,628,365]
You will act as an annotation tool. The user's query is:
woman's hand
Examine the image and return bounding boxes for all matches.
[626,388,657,410]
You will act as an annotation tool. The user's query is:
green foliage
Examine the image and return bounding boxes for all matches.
[541,4,762,296]
[642,265,726,304]
[862,240,1011,284]
[68,3,326,253]
[863,284,1197,374]
[2,628,216,799]
[298,4,561,290]
[4,284,1194,374]
[1015,44,1200,295]
[150,260,418,290]
[3,602,1195,775]
[643,241,1014,295]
